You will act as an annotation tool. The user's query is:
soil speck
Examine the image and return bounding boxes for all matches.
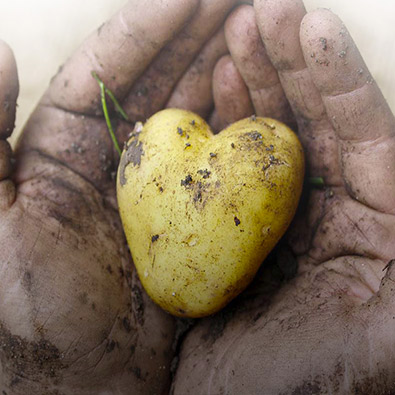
[319,37,327,51]
[246,131,262,141]
[181,174,193,187]
[197,169,211,179]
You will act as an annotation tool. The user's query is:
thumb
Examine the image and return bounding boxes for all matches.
[0,40,18,210]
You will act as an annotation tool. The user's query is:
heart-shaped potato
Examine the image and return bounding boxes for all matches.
[117,109,304,317]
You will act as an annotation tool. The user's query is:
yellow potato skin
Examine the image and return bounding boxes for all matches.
[117,109,304,318]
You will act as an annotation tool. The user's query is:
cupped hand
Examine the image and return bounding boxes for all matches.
[173,1,395,394]
[0,1,245,393]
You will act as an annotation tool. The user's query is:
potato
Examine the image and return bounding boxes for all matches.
[117,108,304,317]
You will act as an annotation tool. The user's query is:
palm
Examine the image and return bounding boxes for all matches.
[172,1,395,394]
[0,0,241,393]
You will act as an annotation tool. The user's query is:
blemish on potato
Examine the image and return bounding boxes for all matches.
[262,155,284,172]
[119,138,145,186]
[261,225,271,236]
[197,169,211,179]
[182,234,199,247]
[181,174,193,187]
[234,217,241,226]
[193,183,203,203]
[325,188,334,199]
[245,131,262,141]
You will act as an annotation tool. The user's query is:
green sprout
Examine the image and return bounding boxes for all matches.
[308,176,325,188]
[91,71,129,157]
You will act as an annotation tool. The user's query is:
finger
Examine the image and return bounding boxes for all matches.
[0,141,12,181]
[0,40,18,210]
[166,28,228,119]
[254,0,342,186]
[48,0,199,114]
[300,9,395,214]
[225,5,294,127]
[0,40,18,139]
[212,55,254,130]
[208,109,222,133]
[123,0,239,122]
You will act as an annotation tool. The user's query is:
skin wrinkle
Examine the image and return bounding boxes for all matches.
[16,149,103,206]
[278,69,326,121]
[324,86,395,142]
[332,259,379,300]
[341,208,376,254]
[309,217,370,265]
[322,80,374,100]
[353,262,381,296]
[339,150,395,216]
[340,132,393,150]
[249,80,281,95]
[68,317,119,370]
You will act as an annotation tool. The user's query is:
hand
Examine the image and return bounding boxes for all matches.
[0,1,243,393]
[173,1,395,393]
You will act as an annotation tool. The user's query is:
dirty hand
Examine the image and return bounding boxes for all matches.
[0,0,243,393]
[173,1,395,394]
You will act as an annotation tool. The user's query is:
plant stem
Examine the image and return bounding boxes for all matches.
[91,71,124,156]
[308,176,325,188]
[105,88,129,121]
